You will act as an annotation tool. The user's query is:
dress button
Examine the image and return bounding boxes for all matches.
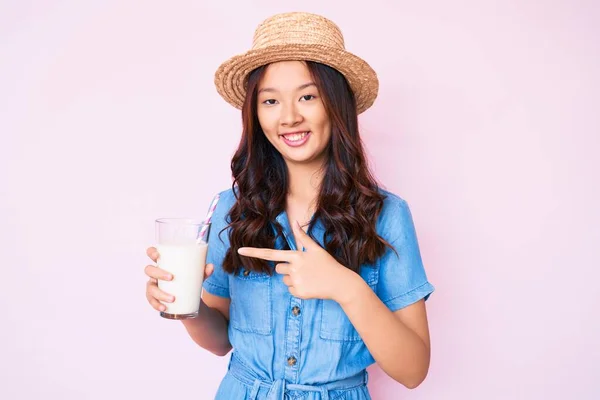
[291,306,301,316]
[287,356,297,367]
[242,269,250,276]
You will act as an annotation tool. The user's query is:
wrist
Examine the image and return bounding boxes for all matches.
[332,267,368,306]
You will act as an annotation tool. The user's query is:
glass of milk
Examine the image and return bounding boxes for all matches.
[155,218,209,320]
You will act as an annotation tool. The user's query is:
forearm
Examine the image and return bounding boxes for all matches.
[337,273,430,388]
[181,299,232,356]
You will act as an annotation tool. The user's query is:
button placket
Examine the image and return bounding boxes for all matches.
[275,212,304,382]
[284,297,302,382]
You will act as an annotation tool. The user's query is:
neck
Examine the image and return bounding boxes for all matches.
[286,161,325,206]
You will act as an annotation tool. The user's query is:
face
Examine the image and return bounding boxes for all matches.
[256,61,332,167]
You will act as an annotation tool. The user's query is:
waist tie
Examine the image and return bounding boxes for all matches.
[228,356,368,400]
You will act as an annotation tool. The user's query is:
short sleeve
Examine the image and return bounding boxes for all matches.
[376,198,434,311]
[202,191,231,298]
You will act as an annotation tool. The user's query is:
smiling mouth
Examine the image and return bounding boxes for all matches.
[280,131,311,147]
[282,131,309,141]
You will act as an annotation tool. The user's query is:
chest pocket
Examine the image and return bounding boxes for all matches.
[229,268,272,335]
[319,265,379,341]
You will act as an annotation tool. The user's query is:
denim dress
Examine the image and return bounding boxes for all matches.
[203,188,435,400]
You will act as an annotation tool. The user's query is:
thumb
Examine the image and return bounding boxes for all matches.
[293,220,315,250]
[204,263,215,279]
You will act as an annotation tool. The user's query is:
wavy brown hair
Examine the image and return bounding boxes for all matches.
[222,61,392,275]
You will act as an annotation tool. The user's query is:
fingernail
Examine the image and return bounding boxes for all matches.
[169,296,175,302]
[160,305,166,311]
[164,274,172,280]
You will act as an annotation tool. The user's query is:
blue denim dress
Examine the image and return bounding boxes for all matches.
[203,188,434,400]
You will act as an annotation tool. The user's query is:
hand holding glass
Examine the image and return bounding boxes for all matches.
[153,218,209,320]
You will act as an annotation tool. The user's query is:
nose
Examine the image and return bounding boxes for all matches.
[280,102,303,127]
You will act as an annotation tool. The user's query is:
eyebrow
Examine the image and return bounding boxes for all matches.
[257,82,316,94]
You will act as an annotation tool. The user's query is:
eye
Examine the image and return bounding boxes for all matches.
[262,99,278,105]
[300,94,316,101]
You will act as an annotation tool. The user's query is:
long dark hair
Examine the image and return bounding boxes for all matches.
[222,61,391,275]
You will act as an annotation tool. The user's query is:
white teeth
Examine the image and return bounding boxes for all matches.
[284,132,308,142]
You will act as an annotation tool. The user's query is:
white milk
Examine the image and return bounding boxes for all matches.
[156,242,208,317]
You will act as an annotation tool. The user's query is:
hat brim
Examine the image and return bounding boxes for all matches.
[214,43,378,114]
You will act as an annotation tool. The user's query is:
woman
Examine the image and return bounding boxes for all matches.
[145,12,434,399]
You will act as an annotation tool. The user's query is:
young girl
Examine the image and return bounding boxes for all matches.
[144,12,434,399]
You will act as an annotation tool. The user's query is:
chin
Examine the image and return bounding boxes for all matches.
[289,156,325,166]
[277,144,327,165]
[285,156,311,164]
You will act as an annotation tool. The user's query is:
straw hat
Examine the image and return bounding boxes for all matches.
[214,12,379,114]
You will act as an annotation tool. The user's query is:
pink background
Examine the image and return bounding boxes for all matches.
[1,1,599,399]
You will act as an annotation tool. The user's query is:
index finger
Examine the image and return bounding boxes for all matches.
[238,247,295,262]
[146,247,159,262]
[144,264,172,280]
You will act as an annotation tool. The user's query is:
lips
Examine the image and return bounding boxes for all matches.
[280,131,311,147]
